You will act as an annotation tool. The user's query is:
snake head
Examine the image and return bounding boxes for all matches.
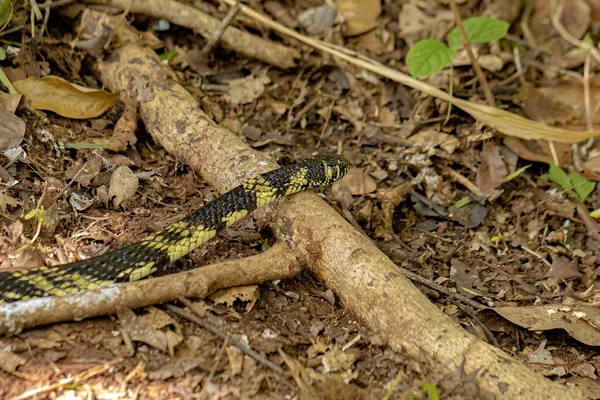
[302,154,350,186]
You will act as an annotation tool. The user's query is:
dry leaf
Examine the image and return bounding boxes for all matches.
[210,285,259,312]
[332,168,377,195]
[148,357,207,380]
[399,2,439,41]
[118,308,167,352]
[0,91,21,113]
[476,143,507,197]
[109,89,138,151]
[322,345,357,373]
[65,154,103,187]
[144,306,179,330]
[0,104,25,150]
[0,348,26,373]
[494,305,600,346]
[226,347,244,376]
[109,166,139,208]
[0,191,20,212]
[226,75,270,105]
[544,254,582,280]
[14,76,119,119]
[298,6,337,35]
[337,0,380,36]
[407,128,450,148]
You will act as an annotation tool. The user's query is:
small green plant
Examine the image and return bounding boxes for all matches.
[404,382,440,400]
[547,164,595,204]
[160,49,177,62]
[406,16,510,78]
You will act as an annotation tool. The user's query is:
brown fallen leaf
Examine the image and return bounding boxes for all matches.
[476,142,507,198]
[0,103,25,150]
[109,88,138,152]
[0,348,26,373]
[109,166,139,208]
[64,154,103,187]
[297,6,337,35]
[14,75,119,119]
[544,253,582,280]
[0,92,21,113]
[148,357,207,380]
[493,305,600,346]
[118,308,168,352]
[209,285,259,313]
[0,190,20,212]
[225,74,270,105]
[516,84,584,126]
[336,0,380,36]
[332,167,377,195]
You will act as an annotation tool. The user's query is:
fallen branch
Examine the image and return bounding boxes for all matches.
[93,39,581,398]
[86,0,299,69]
[0,243,301,334]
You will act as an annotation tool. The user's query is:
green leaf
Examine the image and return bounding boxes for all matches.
[0,46,5,61]
[571,171,595,203]
[0,0,11,27]
[406,39,456,78]
[160,49,177,61]
[25,208,49,226]
[447,16,510,48]
[548,164,571,191]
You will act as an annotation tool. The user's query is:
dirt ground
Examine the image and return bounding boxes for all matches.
[1,0,600,399]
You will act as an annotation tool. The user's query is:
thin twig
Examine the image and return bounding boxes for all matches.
[200,1,240,57]
[167,300,284,374]
[520,245,552,268]
[448,0,494,107]
[583,51,593,132]
[316,99,334,148]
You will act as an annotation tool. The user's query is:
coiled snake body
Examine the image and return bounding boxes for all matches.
[0,154,349,303]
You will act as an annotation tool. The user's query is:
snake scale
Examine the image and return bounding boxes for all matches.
[0,154,350,304]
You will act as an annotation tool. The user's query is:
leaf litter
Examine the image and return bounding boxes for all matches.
[2,0,600,398]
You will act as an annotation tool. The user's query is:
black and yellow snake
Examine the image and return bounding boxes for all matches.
[0,154,350,303]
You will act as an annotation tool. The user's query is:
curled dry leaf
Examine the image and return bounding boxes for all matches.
[14,76,120,119]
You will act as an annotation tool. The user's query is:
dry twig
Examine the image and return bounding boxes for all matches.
[448,0,495,107]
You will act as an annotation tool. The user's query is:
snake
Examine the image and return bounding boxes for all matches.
[0,154,350,304]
